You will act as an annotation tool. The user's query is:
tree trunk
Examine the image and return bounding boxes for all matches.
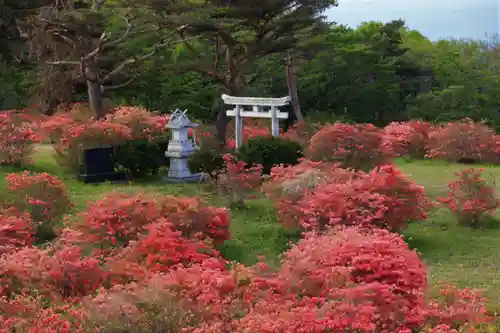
[87,80,105,119]
[215,86,238,146]
[285,51,304,121]
[216,47,240,146]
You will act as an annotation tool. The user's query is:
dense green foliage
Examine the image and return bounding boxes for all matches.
[238,137,303,175]
[2,1,500,128]
[114,139,167,178]
[188,148,225,179]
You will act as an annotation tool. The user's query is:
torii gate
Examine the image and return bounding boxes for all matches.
[221,94,291,149]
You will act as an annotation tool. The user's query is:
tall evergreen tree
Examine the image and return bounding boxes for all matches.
[138,0,337,143]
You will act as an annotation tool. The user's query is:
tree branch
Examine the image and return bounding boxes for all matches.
[101,76,136,91]
[84,32,107,60]
[101,26,192,83]
[46,60,80,65]
[213,37,220,70]
[245,66,276,86]
[52,32,76,47]
[102,16,132,49]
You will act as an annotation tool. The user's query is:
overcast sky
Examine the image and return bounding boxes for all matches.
[325,0,499,40]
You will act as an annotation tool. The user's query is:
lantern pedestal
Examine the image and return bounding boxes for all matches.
[163,109,201,183]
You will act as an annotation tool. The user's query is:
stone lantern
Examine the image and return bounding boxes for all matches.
[164,109,201,182]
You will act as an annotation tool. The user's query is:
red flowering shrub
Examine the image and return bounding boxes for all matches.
[281,120,319,147]
[226,118,271,149]
[438,168,499,227]
[74,192,159,251]
[59,121,132,172]
[110,219,219,275]
[154,195,230,245]
[105,105,169,140]
[49,245,106,298]
[427,119,497,163]
[0,297,85,332]
[262,159,356,228]
[81,258,229,331]
[81,228,487,332]
[295,164,430,232]
[383,120,432,158]
[217,154,263,207]
[74,192,230,252]
[0,110,40,166]
[0,208,34,255]
[0,247,55,298]
[3,171,72,224]
[426,284,489,330]
[0,245,103,300]
[236,227,429,332]
[307,122,388,170]
[41,104,169,173]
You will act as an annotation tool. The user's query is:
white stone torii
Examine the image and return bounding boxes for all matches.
[221,94,291,149]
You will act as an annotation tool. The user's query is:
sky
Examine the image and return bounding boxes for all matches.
[325,0,500,41]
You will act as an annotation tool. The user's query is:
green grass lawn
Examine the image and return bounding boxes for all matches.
[2,147,500,307]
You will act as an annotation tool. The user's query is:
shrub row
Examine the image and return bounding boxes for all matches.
[0,183,490,331]
[309,118,500,169]
[5,102,499,179]
[39,103,170,176]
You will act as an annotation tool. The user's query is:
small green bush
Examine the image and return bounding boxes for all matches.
[237,136,303,174]
[115,139,165,178]
[188,148,225,179]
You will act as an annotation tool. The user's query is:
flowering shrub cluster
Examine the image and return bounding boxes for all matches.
[427,119,497,163]
[3,171,72,225]
[307,122,388,170]
[0,208,34,255]
[263,159,356,228]
[0,181,489,332]
[297,164,430,232]
[281,120,319,148]
[71,228,487,332]
[226,118,271,149]
[0,110,40,166]
[217,154,263,208]
[438,168,499,227]
[383,120,432,158]
[0,189,230,330]
[105,105,169,140]
[40,104,169,173]
[265,160,430,232]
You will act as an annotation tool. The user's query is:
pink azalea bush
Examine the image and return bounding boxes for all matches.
[307,122,388,171]
[264,161,430,232]
[0,110,40,166]
[40,104,169,173]
[217,154,263,207]
[427,119,497,163]
[438,168,499,227]
[3,171,72,224]
[383,120,432,158]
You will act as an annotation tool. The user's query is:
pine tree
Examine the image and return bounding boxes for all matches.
[140,0,337,143]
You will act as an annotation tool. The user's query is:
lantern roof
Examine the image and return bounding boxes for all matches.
[166,109,199,129]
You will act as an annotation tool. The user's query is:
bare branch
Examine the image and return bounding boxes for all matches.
[52,32,76,47]
[39,18,70,30]
[46,60,80,65]
[101,76,136,91]
[103,16,131,49]
[84,32,107,60]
